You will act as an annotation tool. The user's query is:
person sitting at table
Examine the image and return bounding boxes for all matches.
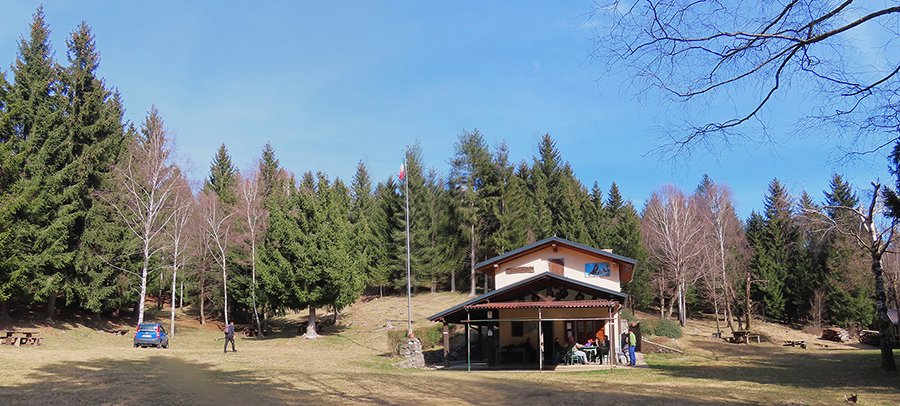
[554,337,566,364]
[585,338,594,347]
[566,336,589,364]
[522,337,533,351]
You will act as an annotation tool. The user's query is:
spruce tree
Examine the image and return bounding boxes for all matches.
[350,161,378,293]
[370,178,404,294]
[64,21,129,312]
[749,178,798,321]
[820,175,873,326]
[448,130,492,296]
[489,144,529,253]
[203,143,239,205]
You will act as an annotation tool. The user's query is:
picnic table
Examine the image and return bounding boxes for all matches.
[731,330,760,344]
[1,331,41,346]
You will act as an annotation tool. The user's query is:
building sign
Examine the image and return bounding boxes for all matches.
[585,262,610,277]
[506,266,534,274]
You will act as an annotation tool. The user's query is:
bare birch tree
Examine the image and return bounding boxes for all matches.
[237,169,266,336]
[105,108,180,327]
[165,174,193,336]
[199,191,234,326]
[697,178,747,332]
[642,184,707,326]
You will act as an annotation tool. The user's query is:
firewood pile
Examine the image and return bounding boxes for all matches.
[822,327,850,343]
[859,330,881,346]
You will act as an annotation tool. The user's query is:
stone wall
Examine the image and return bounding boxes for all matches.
[393,337,425,369]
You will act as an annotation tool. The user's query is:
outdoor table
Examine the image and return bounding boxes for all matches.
[731,331,759,344]
[1,331,41,346]
[503,347,530,364]
[582,347,597,362]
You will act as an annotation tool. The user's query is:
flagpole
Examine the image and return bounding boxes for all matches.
[404,151,413,337]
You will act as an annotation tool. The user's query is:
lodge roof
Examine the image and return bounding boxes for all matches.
[474,236,637,283]
[427,272,627,324]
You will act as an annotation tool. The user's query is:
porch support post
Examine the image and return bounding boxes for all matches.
[538,307,543,372]
[443,321,450,368]
[466,310,471,372]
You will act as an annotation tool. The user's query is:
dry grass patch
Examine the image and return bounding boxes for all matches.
[1,296,898,405]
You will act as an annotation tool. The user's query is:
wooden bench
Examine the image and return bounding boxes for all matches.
[784,340,806,349]
[1,331,41,346]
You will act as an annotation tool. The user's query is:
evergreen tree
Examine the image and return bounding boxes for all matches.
[350,161,378,293]
[448,130,492,295]
[203,143,239,205]
[605,183,649,308]
[489,143,529,253]
[370,178,404,294]
[9,7,71,316]
[749,179,798,321]
[64,21,129,312]
[821,175,873,326]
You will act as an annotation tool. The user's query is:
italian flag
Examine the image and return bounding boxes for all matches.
[399,158,406,181]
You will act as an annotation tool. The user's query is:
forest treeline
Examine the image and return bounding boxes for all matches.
[1,10,898,335]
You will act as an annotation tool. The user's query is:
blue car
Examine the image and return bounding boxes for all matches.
[134,323,169,349]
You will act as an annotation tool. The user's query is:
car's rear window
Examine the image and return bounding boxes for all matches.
[138,325,158,332]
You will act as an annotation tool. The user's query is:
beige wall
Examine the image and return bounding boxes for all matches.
[493,246,622,291]
[496,307,612,348]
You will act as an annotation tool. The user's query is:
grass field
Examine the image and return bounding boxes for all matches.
[1,292,898,405]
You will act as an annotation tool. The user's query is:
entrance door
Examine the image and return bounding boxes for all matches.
[541,320,554,364]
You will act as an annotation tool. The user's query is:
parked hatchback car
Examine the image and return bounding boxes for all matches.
[134,323,169,349]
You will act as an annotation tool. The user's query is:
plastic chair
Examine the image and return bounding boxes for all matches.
[566,348,578,365]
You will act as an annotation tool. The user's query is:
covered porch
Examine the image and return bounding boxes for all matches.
[428,273,629,372]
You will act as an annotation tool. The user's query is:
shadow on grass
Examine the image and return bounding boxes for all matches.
[0,353,793,406]
[651,340,899,395]
[0,355,302,406]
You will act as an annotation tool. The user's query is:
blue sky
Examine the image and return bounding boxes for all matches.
[1,1,891,219]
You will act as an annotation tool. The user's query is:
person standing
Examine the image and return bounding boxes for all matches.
[224,321,236,353]
[627,327,637,366]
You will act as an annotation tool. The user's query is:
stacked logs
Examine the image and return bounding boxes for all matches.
[859,330,881,346]
[822,327,851,343]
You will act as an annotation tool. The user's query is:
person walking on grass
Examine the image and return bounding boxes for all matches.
[224,321,236,353]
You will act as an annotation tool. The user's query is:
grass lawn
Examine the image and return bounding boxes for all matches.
[1,292,898,405]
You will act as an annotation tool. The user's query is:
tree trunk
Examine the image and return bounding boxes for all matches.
[451,270,456,293]
[713,281,721,333]
[469,223,476,297]
[137,251,149,326]
[872,253,898,371]
[305,306,320,339]
[251,243,263,338]
[745,269,752,330]
[678,278,686,327]
[158,272,164,311]
[724,285,735,331]
[658,280,666,319]
[170,261,178,337]
[199,271,206,325]
[179,280,184,309]
[46,290,57,319]
[222,260,229,326]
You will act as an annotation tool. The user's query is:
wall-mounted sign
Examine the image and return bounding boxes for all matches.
[585,262,611,277]
[506,266,534,274]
